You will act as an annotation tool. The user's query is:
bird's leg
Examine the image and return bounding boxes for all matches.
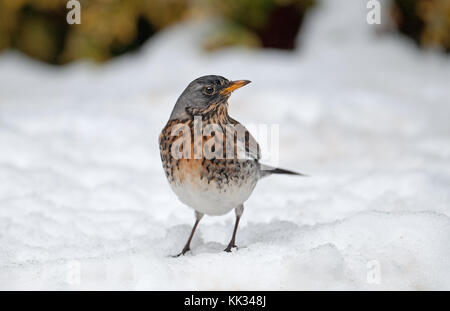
[224,205,244,252]
[175,211,203,257]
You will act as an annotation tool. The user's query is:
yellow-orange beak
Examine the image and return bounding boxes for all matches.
[220,80,251,94]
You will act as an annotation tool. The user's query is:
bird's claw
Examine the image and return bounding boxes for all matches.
[173,247,190,257]
[224,244,238,253]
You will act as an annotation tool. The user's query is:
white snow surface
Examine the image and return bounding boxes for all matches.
[1,0,450,290]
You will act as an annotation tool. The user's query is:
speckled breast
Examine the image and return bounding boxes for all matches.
[159,117,260,215]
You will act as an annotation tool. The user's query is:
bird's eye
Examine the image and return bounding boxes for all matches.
[203,85,215,95]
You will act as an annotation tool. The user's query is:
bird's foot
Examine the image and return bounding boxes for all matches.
[173,246,190,257]
[224,244,238,253]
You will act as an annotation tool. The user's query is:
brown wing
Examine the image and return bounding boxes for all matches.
[228,117,261,161]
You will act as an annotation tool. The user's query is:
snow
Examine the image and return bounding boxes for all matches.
[1,0,450,290]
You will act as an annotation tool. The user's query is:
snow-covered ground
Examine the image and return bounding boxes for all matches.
[1,0,449,290]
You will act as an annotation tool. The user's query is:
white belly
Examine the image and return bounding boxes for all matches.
[170,177,258,216]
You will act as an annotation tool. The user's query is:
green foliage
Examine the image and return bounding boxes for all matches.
[202,22,261,52]
[0,0,190,64]
[0,0,316,64]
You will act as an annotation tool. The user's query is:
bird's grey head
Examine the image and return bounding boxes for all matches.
[169,75,250,120]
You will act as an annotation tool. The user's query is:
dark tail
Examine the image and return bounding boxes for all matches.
[260,165,308,178]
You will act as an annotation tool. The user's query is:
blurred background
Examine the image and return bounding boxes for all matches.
[1,0,449,64]
[1,0,450,290]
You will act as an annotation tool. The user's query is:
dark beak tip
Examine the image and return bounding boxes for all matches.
[236,80,251,88]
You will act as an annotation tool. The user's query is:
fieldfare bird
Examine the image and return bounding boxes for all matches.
[159,75,304,256]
